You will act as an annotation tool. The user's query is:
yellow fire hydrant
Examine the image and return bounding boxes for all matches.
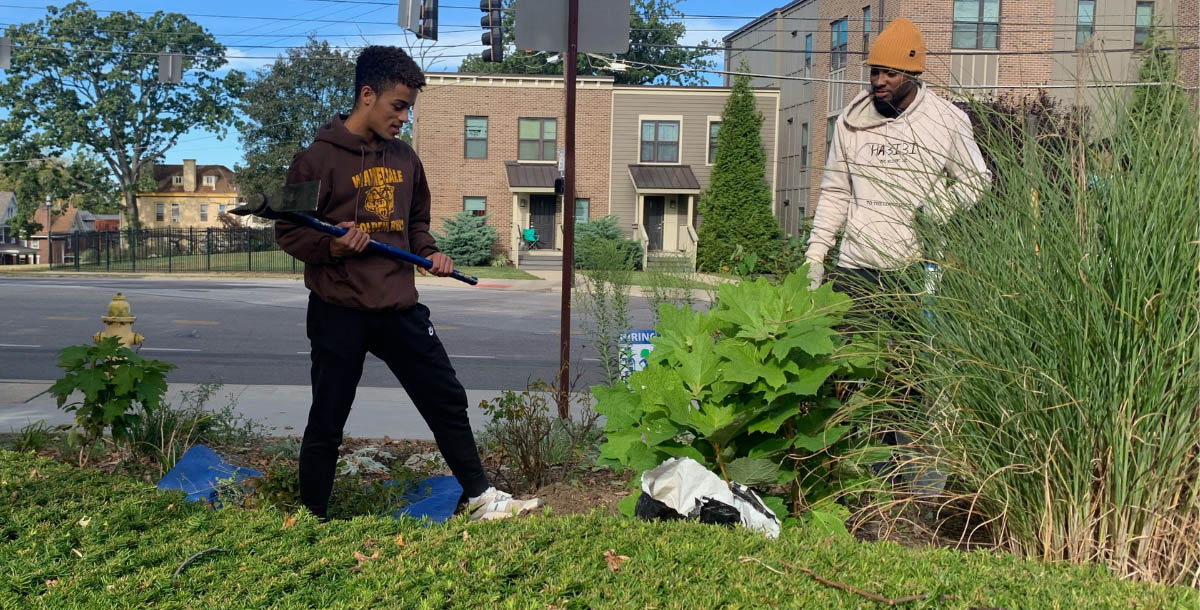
[94,293,144,347]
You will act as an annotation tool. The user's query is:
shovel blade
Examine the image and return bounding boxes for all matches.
[228,180,321,218]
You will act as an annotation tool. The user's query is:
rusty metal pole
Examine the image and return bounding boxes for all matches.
[557,0,579,418]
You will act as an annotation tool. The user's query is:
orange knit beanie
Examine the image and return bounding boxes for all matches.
[866,18,925,74]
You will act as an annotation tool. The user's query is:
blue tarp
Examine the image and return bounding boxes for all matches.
[157,445,462,523]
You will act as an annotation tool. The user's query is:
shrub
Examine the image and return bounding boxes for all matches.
[127,382,265,475]
[433,211,497,266]
[477,380,601,492]
[575,241,635,385]
[574,215,642,271]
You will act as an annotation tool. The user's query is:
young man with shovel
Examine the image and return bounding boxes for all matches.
[275,45,541,521]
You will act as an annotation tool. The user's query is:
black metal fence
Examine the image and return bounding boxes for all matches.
[49,227,301,273]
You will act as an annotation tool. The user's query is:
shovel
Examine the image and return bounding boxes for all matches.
[230,180,478,286]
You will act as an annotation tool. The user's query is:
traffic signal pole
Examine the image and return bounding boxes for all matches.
[557,0,578,418]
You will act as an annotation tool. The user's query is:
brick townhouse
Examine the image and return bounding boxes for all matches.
[136,160,242,229]
[724,0,1199,228]
[414,74,779,269]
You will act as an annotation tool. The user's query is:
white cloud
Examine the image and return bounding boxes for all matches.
[220,47,277,73]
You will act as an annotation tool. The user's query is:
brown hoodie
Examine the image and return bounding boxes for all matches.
[276,114,438,311]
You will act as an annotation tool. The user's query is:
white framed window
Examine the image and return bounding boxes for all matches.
[155,203,164,222]
[464,196,486,216]
[203,175,216,187]
[707,120,721,165]
[518,118,556,161]
[172,176,182,185]
[862,6,871,51]
[953,0,1000,49]
[199,203,208,222]
[218,204,226,215]
[170,203,180,223]
[640,120,680,163]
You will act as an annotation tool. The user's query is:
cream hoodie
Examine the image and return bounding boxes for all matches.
[806,84,991,270]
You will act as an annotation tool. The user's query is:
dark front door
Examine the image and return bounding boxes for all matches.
[530,195,557,249]
[643,196,665,251]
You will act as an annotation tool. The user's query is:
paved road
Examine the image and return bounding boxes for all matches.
[0,276,657,391]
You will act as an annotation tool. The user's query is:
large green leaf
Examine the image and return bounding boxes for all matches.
[792,425,851,452]
[746,403,800,435]
[598,427,643,464]
[725,457,780,486]
[715,341,786,389]
[674,338,722,398]
[592,384,641,431]
[781,364,840,397]
[804,497,851,539]
[638,415,679,447]
[714,279,772,340]
[656,442,708,464]
[745,435,793,458]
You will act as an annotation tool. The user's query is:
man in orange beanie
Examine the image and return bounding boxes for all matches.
[804,18,990,294]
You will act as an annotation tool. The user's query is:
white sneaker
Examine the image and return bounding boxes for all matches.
[467,487,543,521]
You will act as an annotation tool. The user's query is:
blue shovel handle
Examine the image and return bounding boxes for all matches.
[284,212,479,286]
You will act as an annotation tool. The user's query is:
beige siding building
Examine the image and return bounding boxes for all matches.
[136,160,241,228]
[610,85,780,267]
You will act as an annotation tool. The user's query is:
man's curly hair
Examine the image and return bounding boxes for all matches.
[353,46,426,106]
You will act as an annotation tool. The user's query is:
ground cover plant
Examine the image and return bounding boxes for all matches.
[1,450,1194,609]
[855,44,1198,586]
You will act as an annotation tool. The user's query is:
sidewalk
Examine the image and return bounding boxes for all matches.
[0,267,725,300]
[0,380,595,441]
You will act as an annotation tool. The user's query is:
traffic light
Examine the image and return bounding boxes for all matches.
[399,0,437,41]
[479,0,503,63]
[418,0,437,41]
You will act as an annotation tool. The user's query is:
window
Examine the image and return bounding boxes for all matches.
[518,118,556,161]
[464,116,488,158]
[1076,0,1094,48]
[172,176,182,185]
[463,196,486,216]
[574,198,589,225]
[707,121,720,164]
[804,34,813,76]
[203,175,216,187]
[640,120,680,163]
[831,18,849,72]
[199,203,208,222]
[878,0,885,32]
[801,122,809,168]
[155,203,164,222]
[953,0,1000,49]
[170,203,180,223]
[826,117,836,160]
[218,204,226,216]
[862,6,871,51]
[1135,1,1154,46]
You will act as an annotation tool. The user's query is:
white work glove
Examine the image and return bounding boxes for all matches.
[805,258,824,291]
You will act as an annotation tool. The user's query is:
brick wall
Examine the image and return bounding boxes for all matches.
[415,75,613,259]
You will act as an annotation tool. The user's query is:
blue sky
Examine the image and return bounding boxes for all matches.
[4,0,783,170]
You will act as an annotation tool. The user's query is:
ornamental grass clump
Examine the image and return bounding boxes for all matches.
[866,44,1198,586]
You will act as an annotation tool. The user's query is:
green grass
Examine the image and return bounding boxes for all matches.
[1,451,1194,609]
[456,266,541,280]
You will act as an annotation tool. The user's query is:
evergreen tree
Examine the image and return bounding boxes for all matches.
[695,67,780,272]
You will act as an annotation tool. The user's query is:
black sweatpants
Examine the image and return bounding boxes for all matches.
[299,293,490,519]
